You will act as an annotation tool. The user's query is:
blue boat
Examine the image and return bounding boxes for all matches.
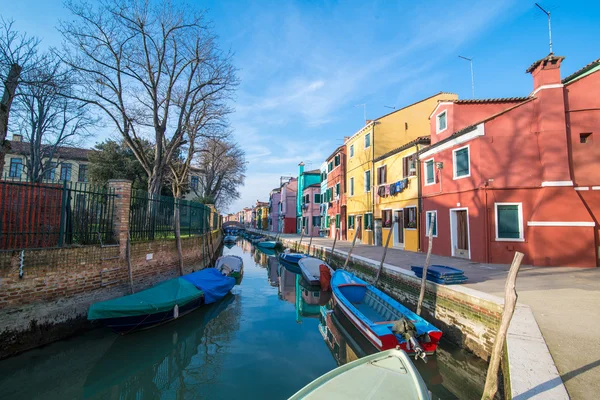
[331,270,442,356]
[256,240,278,249]
[278,253,308,274]
[88,268,235,334]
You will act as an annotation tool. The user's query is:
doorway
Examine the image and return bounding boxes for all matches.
[355,215,362,240]
[450,208,470,259]
[393,209,404,248]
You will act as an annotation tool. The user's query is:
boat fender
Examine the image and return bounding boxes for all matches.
[174,304,179,319]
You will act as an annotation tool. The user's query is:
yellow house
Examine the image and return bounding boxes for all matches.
[345,92,457,245]
[374,137,430,252]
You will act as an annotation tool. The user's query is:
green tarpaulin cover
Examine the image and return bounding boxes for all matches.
[88,278,203,320]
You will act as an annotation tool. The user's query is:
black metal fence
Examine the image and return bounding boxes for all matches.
[129,190,216,241]
[0,178,117,250]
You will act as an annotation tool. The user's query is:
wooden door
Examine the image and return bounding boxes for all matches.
[394,210,404,246]
[457,210,469,251]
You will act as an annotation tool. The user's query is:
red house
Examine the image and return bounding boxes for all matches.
[420,54,599,267]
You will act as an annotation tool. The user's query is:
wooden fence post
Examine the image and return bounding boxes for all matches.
[343,222,361,270]
[416,218,434,316]
[482,251,524,400]
[374,221,395,285]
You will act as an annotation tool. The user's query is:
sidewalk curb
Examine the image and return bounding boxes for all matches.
[253,230,569,399]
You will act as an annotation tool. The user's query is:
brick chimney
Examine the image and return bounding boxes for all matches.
[527,54,571,183]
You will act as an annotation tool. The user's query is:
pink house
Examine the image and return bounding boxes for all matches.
[301,184,322,236]
[279,178,298,233]
[269,188,281,232]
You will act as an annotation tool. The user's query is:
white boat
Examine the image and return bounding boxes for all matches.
[289,349,429,400]
[215,255,244,278]
[297,257,332,286]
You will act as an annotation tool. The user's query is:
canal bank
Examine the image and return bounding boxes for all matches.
[253,229,572,399]
[0,230,222,359]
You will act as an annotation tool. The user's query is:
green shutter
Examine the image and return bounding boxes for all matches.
[336,214,340,227]
[426,161,434,184]
[428,212,437,236]
[497,205,520,239]
[455,148,469,177]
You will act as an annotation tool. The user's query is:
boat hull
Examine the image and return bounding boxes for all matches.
[98,295,205,335]
[331,270,442,355]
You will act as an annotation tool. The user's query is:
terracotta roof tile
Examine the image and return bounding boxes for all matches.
[8,140,91,161]
[526,53,565,73]
[562,57,600,84]
[453,97,530,104]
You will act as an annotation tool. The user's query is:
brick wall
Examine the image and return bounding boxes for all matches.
[0,231,222,359]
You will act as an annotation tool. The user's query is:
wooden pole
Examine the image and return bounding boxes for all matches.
[416,218,434,316]
[127,232,134,294]
[343,222,361,270]
[482,251,524,400]
[328,229,338,264]
[374,221,395,285]
[308,235,313,256]
[298,221,305,252]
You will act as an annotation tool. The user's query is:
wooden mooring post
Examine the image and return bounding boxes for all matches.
[374,221,395,285]
[328,230,338,264]
[343,222,361,270]
[297,222,305,252]
[416,219,434,316]
[308,235,313,256]
[481,251,524,400]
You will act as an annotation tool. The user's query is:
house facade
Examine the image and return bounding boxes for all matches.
[420,55,599,267]
[279,178,298,233]
[268,188,281,232]
[345,92,458,245]
[301,184,321,236]
[254,201,269,230]
[296,162,320,233]
[319,162,328,237]
[325,145,347,240]
[373,137,430,252]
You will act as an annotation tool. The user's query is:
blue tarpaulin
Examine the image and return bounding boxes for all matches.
[182,268,236,304]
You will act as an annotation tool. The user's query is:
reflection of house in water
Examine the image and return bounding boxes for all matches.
[278,266,297,304]
[278,263,331,323]
[267,257,279,287]
[83,294,241,399]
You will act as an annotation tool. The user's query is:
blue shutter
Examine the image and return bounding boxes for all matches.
[497,205,520,239]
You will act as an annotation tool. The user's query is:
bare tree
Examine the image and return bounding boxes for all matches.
[194,137,246,210]
[12,57,96,182]
[0,18,45,174]
[59,0,237,196]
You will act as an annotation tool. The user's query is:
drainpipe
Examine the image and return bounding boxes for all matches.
[416,142,422,252]
[372,122,376,246]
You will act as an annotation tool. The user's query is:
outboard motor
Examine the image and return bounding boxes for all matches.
[392,317,427,363]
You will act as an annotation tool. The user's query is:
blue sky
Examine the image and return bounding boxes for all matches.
[2,0,599,213]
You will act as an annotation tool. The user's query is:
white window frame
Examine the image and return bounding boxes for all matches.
[364,170,371,193]
[404,206,418,230]
[425,210,438,237]
[424,158,435,186]
[350,144,354,158]
[452,144,471,180]
[436,110,448,134]
[364,133,371,149]
[349,177,354,196]
[494,202,525,242]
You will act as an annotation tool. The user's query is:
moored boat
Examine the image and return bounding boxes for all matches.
[87,268,235,334]
[256,240,277,249]
[331,269,442,357]
[288,349,429,399]
[215,255,244,278]
[223,235,238,243]
[297,257,333,286]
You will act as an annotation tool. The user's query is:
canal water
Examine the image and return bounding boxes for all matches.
[0,240,490,399]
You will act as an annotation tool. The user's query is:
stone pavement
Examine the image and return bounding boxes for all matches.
[263,231,600,400]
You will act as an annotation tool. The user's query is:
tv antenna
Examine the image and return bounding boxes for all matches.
[535,3,553,53]
[384,105,395,110]
[458,55,475,98]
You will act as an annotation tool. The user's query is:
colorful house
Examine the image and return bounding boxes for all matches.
[268,188,281,232]
[296,162,321,233]
[420,54,599,267]
[319,161,328,237]
[254,201,268,230]
[301,183,322,236]
[279,177,298,233]
[373,136,430,252]
[325,144,347,240]
[345,92,458,245]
